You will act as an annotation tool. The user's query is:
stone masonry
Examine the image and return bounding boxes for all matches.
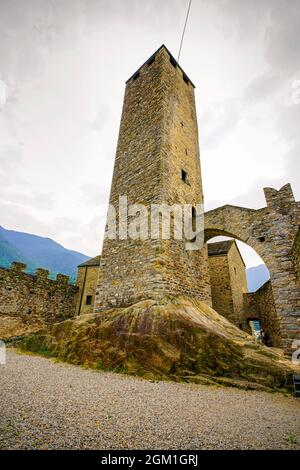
[245,281,282,347]
[76,255,101,315]
[205,183,300,352]
[208,240,248,328]
[92,45,299,352]
[0,262,78,339]
[78,240,282,349]
[77,241,248,320]
[292,226,300,286]
[94,45,211,311]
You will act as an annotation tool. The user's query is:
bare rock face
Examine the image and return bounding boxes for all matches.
[17,297,298,391]
[0,315,43,340]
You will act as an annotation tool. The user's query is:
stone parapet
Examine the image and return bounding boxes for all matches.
[0,262,78,338]
[11,262,27,272]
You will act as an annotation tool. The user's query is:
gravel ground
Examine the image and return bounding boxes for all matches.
[0,350,300,450]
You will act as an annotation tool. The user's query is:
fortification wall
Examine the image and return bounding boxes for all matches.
[205,183,300,352]
[76,265,101,315]
[244,281,282,347]
[208,242,248,328]
[292,227,300,286]
[227,243,248,327]
[208,255,234,324]
[0,262,78,339]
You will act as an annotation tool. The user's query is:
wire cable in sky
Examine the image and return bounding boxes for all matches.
[177,0,192,63]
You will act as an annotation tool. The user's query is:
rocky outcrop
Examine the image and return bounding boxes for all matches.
[17,296,298,392]
[0,316,43,340]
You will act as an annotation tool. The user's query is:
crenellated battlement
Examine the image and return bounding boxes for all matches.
[0,261,78,339]
[4,262,71,285]
[11,261,27,272]
[263,183,296,211]
[35,268,50,280]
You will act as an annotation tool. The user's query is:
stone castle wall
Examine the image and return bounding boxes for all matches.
[227,243,248,327]
[292,227,300,286]
[0,262,78,339]
[94,45,211,311]
[205,183,300,352]
[76,264,101,315]
[209,254,234,323]
[208,241,247,328]
[245,281,282,347]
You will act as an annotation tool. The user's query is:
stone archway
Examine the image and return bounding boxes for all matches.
[205,184,300,353]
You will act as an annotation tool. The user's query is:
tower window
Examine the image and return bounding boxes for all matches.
[185,149,188,156]
[192,206,196,231]
[259,236,266,242]
[187,206,197,242]
[181,121,184,128]
[170,55,177,68]
[181,169,188,183]
[147,56,155,66]
[86,295,93,305]
[132,71,140,81]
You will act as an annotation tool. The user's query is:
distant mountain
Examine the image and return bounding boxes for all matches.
[0,226,90,282]
[0,228,34,268]
[246,264,270,292]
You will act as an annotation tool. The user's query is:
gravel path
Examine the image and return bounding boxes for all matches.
[0,350,300,450]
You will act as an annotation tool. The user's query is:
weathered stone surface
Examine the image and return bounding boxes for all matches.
[76,256,101,315]
[205,184,300,352]
[292,227,300,286]
[208,240,247,328]
[18,296,299,391]
[245,281,282,347]
[0,316,42,339]
[0,263,78,339]
[94,45,211,311]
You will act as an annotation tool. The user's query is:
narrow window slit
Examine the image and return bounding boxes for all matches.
[192,206,197,232]
[181,169,188,183]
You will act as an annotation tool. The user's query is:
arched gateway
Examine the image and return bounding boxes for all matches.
[205,183,300,353]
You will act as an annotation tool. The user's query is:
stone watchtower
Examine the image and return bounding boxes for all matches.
[94,45,211,311]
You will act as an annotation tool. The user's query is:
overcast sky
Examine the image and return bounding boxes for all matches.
[0,0,299,267]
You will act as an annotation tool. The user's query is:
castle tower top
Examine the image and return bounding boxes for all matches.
[126,44,195,88]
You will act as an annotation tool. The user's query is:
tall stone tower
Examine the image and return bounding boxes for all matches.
[94,45,211,311]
